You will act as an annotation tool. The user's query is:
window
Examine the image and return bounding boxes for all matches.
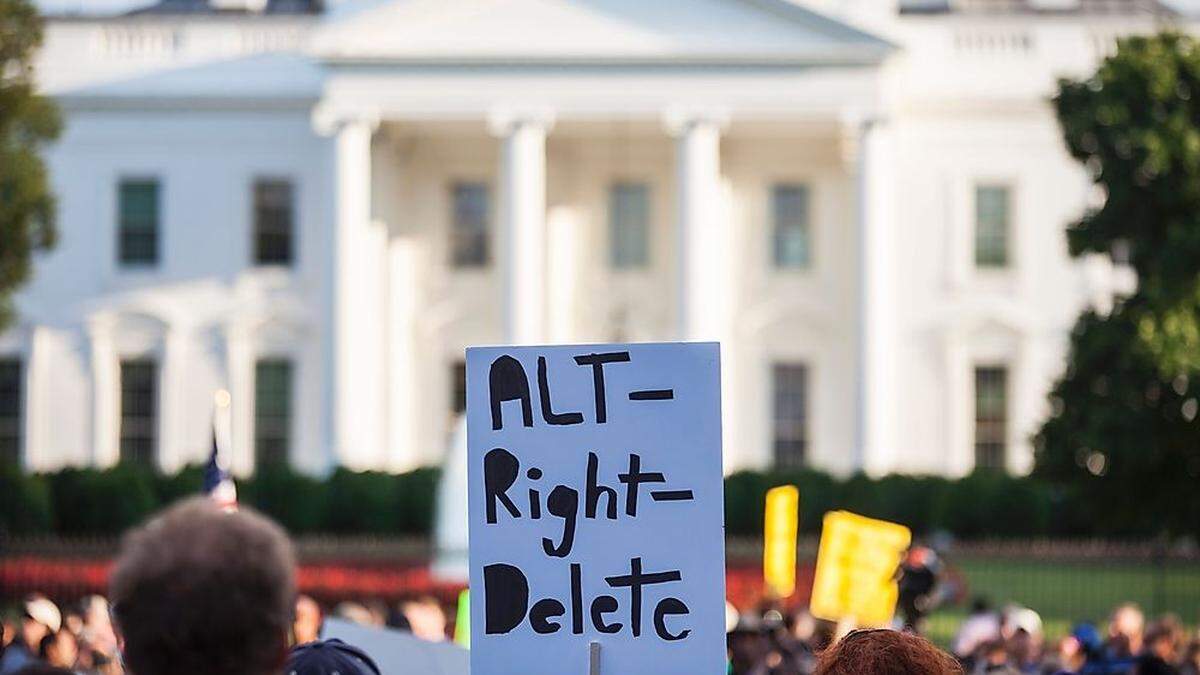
[448,360,467,439]
[450,182,489,267]
[118,179,160,266]
[0,359,21,466]
[772,363,808,468]
[255,359,293,470]
[119,359,158,466]
[772,184,811,269]
[974,366,1008,470]
[975,184,1010,267]
[451,360,467,416]
[609,183,650,269]
[253,179,294,266]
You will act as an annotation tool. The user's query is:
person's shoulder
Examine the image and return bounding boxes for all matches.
[0,646,35,674]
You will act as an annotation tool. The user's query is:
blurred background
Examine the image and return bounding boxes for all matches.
[2,0,1200,672]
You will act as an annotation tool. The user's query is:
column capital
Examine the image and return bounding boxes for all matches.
[312,103,381,137]
[487,108,556,137]
[839,109,889,166]
[839,108,888,132]
[85,312,117,339]
[662,107,730,137]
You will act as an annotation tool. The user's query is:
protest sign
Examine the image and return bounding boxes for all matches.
[763,485,799,598]
[323,617,468,675]
[466,342,726,675]
[809,510,911,627]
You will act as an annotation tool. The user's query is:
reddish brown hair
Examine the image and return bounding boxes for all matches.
[814,629,963,675]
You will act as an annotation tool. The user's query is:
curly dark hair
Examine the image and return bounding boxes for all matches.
[814,629,963,675]
[109,497,296,675]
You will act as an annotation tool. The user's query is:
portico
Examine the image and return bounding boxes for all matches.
[311,0,897,474]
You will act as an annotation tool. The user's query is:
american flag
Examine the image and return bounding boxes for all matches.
[202,424,237,510]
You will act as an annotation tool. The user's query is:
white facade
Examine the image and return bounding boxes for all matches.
[5,0,1165,477]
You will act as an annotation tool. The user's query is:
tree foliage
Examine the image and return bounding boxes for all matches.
[0,0,60,329]
[1035,33,1200,537]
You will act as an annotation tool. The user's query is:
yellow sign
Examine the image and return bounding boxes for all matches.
[809,510,911,627]
[455,589,470,647]
[763,485,800,598]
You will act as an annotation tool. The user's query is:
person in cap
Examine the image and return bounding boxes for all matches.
[284,639,380,675]
[108,497,296,675]
[0,595,62,674]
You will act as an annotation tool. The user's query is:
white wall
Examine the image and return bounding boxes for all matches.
[7,4,1161,477]
[13,109,331,475]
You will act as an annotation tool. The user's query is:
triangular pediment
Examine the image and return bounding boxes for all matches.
[313,0,892,64]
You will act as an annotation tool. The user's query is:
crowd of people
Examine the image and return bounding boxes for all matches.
[0,498,1196,675]
[726,599,1200,675]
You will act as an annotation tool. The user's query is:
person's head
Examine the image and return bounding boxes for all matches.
[39,630,78,669]
[1,614,14,649]
[814,628,963,675]
[284,639,380,675]
[332,602,374,627]
[1108,603,1144,654]
[109,497,296,675]
[78,595,117,659]
[400,596,447,642]
[980,638,1009,667]
[21,596,61,650]
[1143,619,1180,662]
[293,596,322,646]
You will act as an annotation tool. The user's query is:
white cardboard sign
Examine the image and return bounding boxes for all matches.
[466,342,727,675]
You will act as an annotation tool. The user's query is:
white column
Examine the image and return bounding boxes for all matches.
[158,326,191,473]
[853,117,896,475]
[667,112,728,341]
[328,114,388,470]
[87,316,119,468]
[22,327,50,471]
[547,205,581,344]
[491,111,553,345]
[668,111,739,472]
[224,324,254,475]
[388,237,420,471]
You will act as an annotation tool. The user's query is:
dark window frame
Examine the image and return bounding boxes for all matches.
[974,183,1011,268]
[0,358,23,466]
[771,183,812,269]
[974,365,1008,470]
[252,178,296,267]
[119,358,158,466]
[254,358,293,470]
[609,181,651,270]
[772,362,809,469]
[450,182,490,268]
[117,178,161,267]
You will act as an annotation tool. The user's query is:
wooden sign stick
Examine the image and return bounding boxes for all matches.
[589,641,600,675]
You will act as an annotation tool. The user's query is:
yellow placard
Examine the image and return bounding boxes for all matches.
[763,485,800,598]
[809,510,911,627]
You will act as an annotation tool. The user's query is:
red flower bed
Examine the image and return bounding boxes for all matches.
[1,554,815,610]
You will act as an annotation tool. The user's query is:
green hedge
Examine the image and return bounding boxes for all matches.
[0,463,441,537]
[722,469,1093,539]
[0,463,1109,539]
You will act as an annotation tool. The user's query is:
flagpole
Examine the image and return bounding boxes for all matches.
[213,388,231,469]
[205,388,238,510]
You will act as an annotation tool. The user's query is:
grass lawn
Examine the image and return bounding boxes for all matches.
[924,555,1200,647]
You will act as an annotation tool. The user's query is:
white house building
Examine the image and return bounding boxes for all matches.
[2,0,1167,478]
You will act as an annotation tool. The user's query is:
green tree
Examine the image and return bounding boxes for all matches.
[0,0,60,329]
[1035,33,1200,538]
